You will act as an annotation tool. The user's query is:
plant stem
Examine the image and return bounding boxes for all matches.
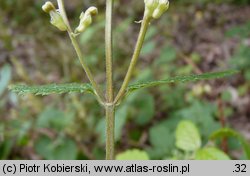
[105,105,115,160]
[105,0,114,103]
[69,35,105,102]
[105,0,115,160]
[57,0,104,103]
[114,14,151,104]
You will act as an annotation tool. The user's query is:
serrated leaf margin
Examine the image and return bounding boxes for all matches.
[127,70,239,94]
[9,83,94,96]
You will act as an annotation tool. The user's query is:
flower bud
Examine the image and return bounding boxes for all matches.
[86,6,98,16]
[152,0,169,19]
[42,2,67,31]
[75,7,98,34]
[42,1,56,13]
[144,0,158,12]
[144,0,169,19]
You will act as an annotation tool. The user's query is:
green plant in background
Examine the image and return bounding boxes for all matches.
[174,120,231,160]
[9,0,238,160]
[226,20,250,83]
[116,120,250,160]
[174,120,250,160]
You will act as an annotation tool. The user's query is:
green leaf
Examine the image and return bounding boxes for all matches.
[230,44,250,70]
[9,83,94,96]
[150,124,172,148]
[160,86,186,110]
[195,147,230,160]
[0,64,12,96]
[244,69,250,81]
[129,91,155,125]
[226,21,250,39]
[147,118,178,159]
[210,128,250,159]
[175,120,201,152]
[35,135,77,160]
[16,121,32,146]
[156,46,177,65]
[174,100,220,141]
[116,149,149,160]
[127,70,238,94]
[0,139,14,159]
[37,107,74,131]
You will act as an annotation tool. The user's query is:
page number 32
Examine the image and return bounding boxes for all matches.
[234,164,247,173]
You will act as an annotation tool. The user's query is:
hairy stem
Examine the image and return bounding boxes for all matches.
[105,0,114,103]
[57,0,104,102]
[69,35,104,102]
[105,0,115,160]
[105,105,115,160]
[114,14,151,104]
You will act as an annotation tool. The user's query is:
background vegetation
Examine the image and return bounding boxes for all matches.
[0,0,250,159]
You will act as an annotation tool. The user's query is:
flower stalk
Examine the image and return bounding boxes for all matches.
[115,0,169,104]
[114,14,151,104]
[56,0,104,103]
[42,0,169,160]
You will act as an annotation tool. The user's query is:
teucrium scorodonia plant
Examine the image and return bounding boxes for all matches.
[10,0,238,160]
